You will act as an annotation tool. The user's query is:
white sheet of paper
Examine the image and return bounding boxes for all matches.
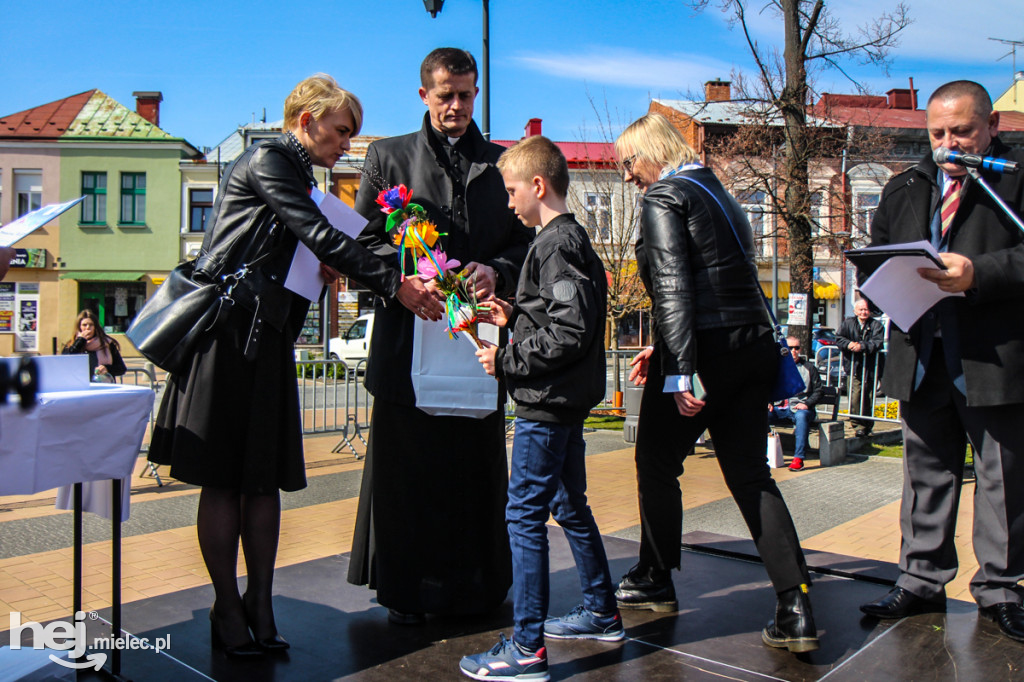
[0,196,84,247]
[283,189,369,301]
[859,244,964,331]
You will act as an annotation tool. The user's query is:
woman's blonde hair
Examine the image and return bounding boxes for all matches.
[615,113,697,171]
[283,73,363,135]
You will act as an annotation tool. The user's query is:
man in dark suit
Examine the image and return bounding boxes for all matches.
[859,81,1024,643]
[347,48,533,622]
[836,298,885,437]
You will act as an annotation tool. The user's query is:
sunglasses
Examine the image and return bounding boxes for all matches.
[788,344,801,350]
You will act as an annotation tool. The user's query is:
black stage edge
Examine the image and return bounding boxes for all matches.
[3,530,1023,681]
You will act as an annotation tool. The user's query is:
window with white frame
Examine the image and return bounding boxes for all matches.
[736,189,769,256]
[847,163,892,242]
[584,192,611,242]
[81,172,107,224]
[14,170,42,218]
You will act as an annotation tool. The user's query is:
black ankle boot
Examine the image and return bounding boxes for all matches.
[615,563,677,612]
[762,584,819,653]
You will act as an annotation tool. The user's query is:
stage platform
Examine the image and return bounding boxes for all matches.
[4,529,1022,682]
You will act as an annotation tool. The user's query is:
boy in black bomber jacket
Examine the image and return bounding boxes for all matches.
[459,136,617,682]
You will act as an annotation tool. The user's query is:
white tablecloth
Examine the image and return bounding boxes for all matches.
[0,384,154,520]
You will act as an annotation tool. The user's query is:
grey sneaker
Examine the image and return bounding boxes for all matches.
[544,604,625,641]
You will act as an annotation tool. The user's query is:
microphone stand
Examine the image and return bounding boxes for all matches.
[966,167,1024,235]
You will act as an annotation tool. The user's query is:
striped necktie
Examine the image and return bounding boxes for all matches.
[940,177,962,237]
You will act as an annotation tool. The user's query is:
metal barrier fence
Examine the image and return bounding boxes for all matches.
[815,347,899,426]
[294,358,372,456]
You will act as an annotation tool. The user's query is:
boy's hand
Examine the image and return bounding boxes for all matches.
[463,262,497,299]
[476,342,498,376]
[629,347,654,386]
[477,298,512,328]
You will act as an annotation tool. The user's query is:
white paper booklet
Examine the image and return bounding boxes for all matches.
[283,189,369,301]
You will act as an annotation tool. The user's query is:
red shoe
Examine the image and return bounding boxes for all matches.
[788,458,805,472]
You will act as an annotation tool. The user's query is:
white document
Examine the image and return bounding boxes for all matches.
[283,189,369,301]
[411,317,498,418]
[0,196,84,247]
[857,240,964,332]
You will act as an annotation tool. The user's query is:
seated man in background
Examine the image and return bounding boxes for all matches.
[769,336,822,471]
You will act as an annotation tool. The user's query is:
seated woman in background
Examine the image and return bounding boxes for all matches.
[62,309,126,382]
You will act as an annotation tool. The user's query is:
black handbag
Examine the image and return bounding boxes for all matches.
[126,260,248,375]
[673,174,806,402]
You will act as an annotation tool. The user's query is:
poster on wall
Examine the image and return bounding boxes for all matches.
[788,293,808,327]
[0,283,14,332]
[15,283,40,352]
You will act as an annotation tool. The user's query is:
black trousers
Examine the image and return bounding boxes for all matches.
[634,334,810,593]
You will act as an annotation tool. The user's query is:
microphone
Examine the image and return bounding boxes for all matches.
[933,147,1019,174]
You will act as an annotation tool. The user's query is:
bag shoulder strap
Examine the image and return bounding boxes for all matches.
[671,174,784,334]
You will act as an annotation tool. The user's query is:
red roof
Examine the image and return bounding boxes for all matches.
[0,90,96,138]
[492,138,618,169]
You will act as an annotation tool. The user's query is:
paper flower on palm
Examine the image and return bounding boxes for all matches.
[417,250,461,280]
[375,185,412,214]
[393,219,441,260]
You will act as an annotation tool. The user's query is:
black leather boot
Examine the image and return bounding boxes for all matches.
[614,563,677,612]
[762,584,819,653]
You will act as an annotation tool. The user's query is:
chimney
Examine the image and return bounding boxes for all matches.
[704,79,731,102]
[133,91,163,126]
[524,118,542,137]
[885,88,917,110]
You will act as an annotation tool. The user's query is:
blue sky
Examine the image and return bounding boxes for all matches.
[2,0,1022,150]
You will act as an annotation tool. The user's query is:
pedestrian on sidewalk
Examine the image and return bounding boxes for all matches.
[768,335,823,472]
[460,136,617,682]
[612,113,818,654]
[836,298,884,437]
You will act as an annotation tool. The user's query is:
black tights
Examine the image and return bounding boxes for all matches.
[198,487,281,645]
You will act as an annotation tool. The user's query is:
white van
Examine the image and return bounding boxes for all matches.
[328,313,374,361]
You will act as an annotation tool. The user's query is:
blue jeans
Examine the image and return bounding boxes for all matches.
[769,406,813,460]
[507,418,616,650]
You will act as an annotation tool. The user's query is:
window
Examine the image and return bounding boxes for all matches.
[854,192,880,237]
[81,172,107,224]
[78,281,147,333]
[14,170,42,218]
[736,190,769,256]
[584,192,611,242]
[189,188,214,232]
[120,172,146,225]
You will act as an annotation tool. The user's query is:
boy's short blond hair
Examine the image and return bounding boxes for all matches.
[615,113,697,172]
[497,135,570,198]
[283,73,363,134]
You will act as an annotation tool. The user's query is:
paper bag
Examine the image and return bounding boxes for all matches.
[411,317,498,418]
[766,431,784,468]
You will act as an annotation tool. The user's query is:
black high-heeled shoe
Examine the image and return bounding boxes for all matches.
[209,606,263,657]
[243,592,290,651]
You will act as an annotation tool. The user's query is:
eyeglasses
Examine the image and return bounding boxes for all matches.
[621,154,637,173]
[788,344,801,350]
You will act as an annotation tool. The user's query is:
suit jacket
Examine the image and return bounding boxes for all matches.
[355,115,534,404]
[868,137,1024,406]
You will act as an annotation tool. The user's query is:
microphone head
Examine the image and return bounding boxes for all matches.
[933,147,953,164]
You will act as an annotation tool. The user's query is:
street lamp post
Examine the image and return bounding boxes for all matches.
[423,0,491,140]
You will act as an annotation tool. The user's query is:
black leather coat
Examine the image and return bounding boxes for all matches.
[195,135,402,334]
[637,168,766,377]
[355,116,534,404]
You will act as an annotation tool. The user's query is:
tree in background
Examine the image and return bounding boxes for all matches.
[689,0,910,348]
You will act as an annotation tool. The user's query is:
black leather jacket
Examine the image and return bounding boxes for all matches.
[495,214,607,423]
[637,168,766,376]
[195,135,402,333]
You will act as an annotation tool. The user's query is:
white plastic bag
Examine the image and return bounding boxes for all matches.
[766,431,785,468]
[410,317,498,418]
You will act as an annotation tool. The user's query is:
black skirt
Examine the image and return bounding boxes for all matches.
[347,397,512,614]
[149,303,306,494]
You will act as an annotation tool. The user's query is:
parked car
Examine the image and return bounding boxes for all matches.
[779,325,836,355]
[328,313,374,362]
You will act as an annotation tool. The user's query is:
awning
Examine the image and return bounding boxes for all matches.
[59,272,146,281]
[759,281,791,299]
[814,282,841,300]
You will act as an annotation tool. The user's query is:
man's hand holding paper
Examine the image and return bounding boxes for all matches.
[917,252,975,293]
